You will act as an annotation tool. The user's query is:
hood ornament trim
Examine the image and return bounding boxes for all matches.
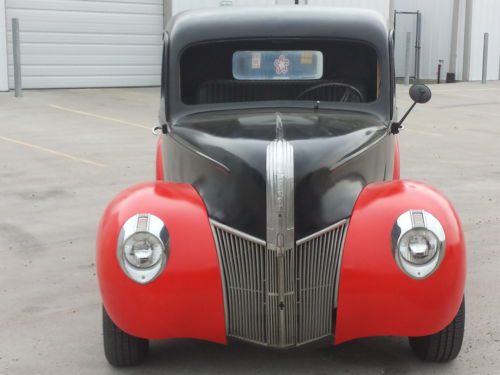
[275,112,284,140]
[266,115,295,347]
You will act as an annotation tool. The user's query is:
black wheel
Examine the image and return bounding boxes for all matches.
[102,306,149,366]
[409,299,465,362]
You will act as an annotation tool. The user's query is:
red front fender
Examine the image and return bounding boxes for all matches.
[335,180,466,344]
[96,182,226,343]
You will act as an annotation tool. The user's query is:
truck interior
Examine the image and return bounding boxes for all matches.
[180,39,380,105]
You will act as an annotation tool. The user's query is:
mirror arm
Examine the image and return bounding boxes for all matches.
[391,101,417,134]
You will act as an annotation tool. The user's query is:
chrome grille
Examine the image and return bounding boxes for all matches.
[296,220,348,344]
[211,220,267,344]
[266,246,296,347]
[211,219,349,347]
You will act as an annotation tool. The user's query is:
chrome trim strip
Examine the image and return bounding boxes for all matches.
[210,219,266,246]
[296,219,348,245]
[266,114,295,347]
[333,220,349,308]
[296,334,332,347]
[209,221,230,334]
[169,133,231,174]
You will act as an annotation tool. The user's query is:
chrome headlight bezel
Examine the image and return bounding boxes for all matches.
[117,213,169,284]
[392,210,445,280]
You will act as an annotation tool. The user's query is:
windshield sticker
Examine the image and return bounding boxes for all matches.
[274,55,290,75]
[251,52,261,69]
[301,51,313,65]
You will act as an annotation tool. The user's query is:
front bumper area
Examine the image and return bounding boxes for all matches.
[97,180,465,347]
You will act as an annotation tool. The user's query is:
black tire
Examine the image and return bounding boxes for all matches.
[409,298,465,362]
[102,307,149,366]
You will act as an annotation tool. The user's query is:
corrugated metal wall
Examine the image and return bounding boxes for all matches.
[5,0,164,89]
[173,0,276,14]
[468,0,500,80]
[306,0,389,23]
[172,0,390,23]
[394,0,455,81]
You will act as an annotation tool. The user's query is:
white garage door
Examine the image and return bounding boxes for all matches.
[5,0,164,88]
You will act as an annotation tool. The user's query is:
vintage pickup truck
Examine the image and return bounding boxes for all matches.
[96,6,466,366]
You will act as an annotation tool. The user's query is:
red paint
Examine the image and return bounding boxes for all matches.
[393,136,400,179]
[96,182,227,343]
[155,138,164,181]
[335,180,466,344]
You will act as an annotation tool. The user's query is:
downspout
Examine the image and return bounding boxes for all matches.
[389,0,395,31]
[0,0,9,91]
[163,0,172,29]
[446,0,460,82]
[462,0,473,81]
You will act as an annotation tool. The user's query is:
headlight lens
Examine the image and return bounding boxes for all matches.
[399,228,438,265]
[392,210,445,279]
[117,214,169,284]
[124,232,163,268]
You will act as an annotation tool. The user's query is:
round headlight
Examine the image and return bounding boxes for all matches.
[123,232,164,268]
[392,210,445,279]
[117,214,169,284]
[398,228,438,265]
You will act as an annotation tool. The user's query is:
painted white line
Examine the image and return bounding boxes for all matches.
[0,135,106,167]
[49,104,150,130]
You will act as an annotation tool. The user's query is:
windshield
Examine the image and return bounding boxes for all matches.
[180,39,379,106]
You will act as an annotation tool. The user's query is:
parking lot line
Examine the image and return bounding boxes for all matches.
[48,104,150,130]
[0,135,106,167]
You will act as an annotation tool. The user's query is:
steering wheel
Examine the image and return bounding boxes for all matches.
[295,82,365,102]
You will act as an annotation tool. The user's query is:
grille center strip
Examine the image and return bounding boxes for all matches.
[266,122,295,347]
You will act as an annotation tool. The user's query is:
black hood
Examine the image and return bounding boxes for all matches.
[164,109,394,239]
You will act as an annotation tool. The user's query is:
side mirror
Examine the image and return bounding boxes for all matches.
[409,84,432,103]
[391,84,432,134]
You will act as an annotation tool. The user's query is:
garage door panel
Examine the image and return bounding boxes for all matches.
[7,43,160,56]
[7,9,163,26]
[9,0,163,15]
[5,0,163,88]
[8,65,161,77]
[8,54,161,66]
[7,31,161,45]
[8,75,161,89]
[10,21,162,34]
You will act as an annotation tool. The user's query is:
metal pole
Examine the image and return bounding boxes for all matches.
[414,11,422,83]
[389,0,395,30]
[163,0,172,28]
[463,0,473,81]
[12,18,22,97]
[447,0,460,82]
[404,31,411,85]
[482,33,489,84]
